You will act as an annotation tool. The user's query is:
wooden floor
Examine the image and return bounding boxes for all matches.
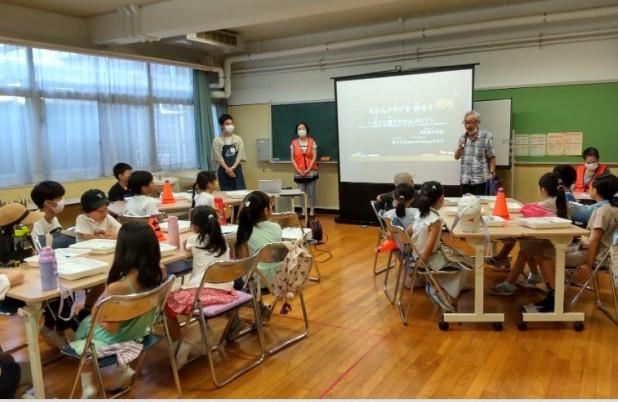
[2,214,618,398]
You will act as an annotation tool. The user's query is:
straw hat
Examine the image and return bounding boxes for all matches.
[0,203,44,227]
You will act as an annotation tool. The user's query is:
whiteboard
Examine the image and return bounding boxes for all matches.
[473,99,512,167]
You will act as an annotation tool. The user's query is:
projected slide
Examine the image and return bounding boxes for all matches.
[336,67,473,184]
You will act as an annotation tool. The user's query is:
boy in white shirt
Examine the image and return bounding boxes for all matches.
[30,181,75,249]
[122,170,160,217]
[75,189,121,242]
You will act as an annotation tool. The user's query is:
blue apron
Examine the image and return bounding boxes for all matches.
[217,142,246,190]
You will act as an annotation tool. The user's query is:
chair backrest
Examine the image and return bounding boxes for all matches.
[384,217,424,258]
[200,253,260,286]
[269,212,302,229]
[370,200,387,233]
[90,274,175,324]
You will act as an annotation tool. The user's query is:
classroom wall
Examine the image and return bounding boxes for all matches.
[228,35,618,205]
[229,104,340,209]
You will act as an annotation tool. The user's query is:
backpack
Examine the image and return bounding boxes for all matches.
[271,238,313,314]
[0,225,33,267]
[308,218,324,243]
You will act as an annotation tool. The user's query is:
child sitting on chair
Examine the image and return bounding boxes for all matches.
[71,222,164,398]
[413,181,469,313]
[191,171,219,208]
[122,171,159,217]
[535,174,618,312]
[382,183,418,235]
[376,172,414,211]
[76,189,121,242]
[165,206,238,369]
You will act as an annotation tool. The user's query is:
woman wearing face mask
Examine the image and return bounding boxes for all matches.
[211,113,247,191]
[290,121,319,219]
[574,147,610,193]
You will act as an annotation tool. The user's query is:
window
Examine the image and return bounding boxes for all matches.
[0,44,198,187]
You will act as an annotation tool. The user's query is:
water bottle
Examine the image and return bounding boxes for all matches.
[167,216,180,248]
[39,247,58,291]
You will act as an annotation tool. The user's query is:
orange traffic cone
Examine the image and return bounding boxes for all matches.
[161,180,175,204]
[493,187,510,220]
[376,238,398,253]
[148,216,166,242]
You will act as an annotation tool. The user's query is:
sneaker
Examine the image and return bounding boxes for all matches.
[425,283,454,313]
[175,341,192,370]
[40,326,67,350]
[534,291,555,313]
[488,281,517,296]
[485,256,511,269]
[516,273,543,289]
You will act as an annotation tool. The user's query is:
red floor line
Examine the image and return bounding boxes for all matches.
[274,313,385,338]
[318,336,385,399]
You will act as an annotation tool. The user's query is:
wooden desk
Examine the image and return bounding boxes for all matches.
[7,235,191,398]
[440,207,589,329]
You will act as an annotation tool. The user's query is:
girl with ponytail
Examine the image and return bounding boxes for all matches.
[236,191,283,281]
[191,171,218,208]
[383,183,418,234]
[489,172,570,298]
[411,181,469,313]
[165,205,236,369]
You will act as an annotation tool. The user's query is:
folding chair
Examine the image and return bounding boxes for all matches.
[249,242,311,355]
[383,218,460,326]
[566,228,618,324]
[370,200,395,276]
[64,275,181,399]
[185,253,266,387]
[270,212,322,282]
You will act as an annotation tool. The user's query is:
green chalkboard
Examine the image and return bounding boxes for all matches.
[474,82,618,163]
[271,102,338,162]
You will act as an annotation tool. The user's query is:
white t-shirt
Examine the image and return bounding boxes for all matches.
[193,192,215,208]
[122,195,160,217]
[383,207,420,230]
[32,216,62,237]
[412,210,443,256]
[182,234,232,290]
[75,214,122,242]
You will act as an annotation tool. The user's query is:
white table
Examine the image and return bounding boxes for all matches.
[276,189,308,226]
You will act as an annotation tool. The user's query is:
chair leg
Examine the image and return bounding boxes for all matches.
[308,246,322,282]
[383,257,403,304]
[163,317,183,397]
[266,292,310,355]
[598,271,618,324]
[69,355,90,399]
[398,266,419,325]
[91,349,107,399]
[567,267,600,311]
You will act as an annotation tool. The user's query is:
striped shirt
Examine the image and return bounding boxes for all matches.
[459,129,495,185]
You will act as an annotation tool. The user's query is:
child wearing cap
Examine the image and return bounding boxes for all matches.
[108,162,134,202]
[122,170,160,217]
[75,189,121,242]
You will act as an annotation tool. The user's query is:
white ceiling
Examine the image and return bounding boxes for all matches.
[0,0,161,18]
[233,0,543,42]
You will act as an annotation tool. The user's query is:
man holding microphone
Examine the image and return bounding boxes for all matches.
[454,111,496,195]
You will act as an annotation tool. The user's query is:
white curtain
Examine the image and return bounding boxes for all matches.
[0,44,197,187]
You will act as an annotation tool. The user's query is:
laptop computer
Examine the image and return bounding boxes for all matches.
[258,179,282,194]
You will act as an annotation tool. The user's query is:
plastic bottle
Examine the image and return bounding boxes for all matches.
[39,247,58,291]
[167,215,180,248]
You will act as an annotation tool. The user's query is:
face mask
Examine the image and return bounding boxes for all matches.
[297,129,307,137]
[51,199,65,214]
[224,124,235,134]
[585,162,599,171]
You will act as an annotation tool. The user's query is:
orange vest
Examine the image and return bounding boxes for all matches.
[291,137,318,172]
[574,164,607,192]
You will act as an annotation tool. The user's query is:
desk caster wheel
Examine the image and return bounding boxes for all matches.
[573,322,584,332]
[517,321,528,331]
[492,322,503,331]
[438,321,449,331]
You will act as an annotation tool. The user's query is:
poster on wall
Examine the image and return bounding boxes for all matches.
[529,134,547,156]
[546,132,565,156]
[514,134,530,156]
[564,132,583,155]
